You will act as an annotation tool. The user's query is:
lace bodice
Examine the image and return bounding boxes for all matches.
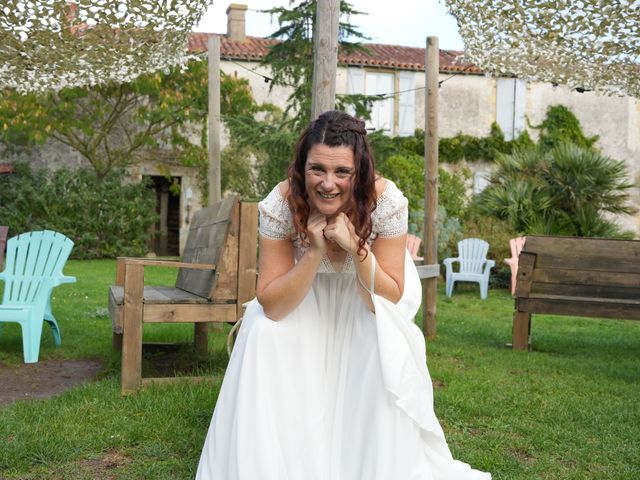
[258,180,408,273]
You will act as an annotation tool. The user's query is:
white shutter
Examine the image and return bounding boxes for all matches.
[513,79,526,137]
[376,73,394,134]
[398,72,416,136]
[496,78,516,140]
[346,68,365,117]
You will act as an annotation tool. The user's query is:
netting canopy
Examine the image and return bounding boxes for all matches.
[0,0,212,94]
[446,0,640,98]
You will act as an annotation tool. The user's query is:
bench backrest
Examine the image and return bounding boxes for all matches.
[516,235,640,301]
[175,196,258,306]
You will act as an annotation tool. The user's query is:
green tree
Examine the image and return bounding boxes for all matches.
[262,0,375,130]
[0,61,257,181]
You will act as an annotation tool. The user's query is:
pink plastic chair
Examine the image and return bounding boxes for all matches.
[504,237,526,297]
[406,234,424,261]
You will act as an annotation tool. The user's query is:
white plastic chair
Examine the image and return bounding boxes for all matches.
[443,238,495,299]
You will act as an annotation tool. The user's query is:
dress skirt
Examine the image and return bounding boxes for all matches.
[196,254,491,480]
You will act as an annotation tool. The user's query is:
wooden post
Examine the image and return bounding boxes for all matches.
[204,34,222,340]
[113,258,126,351]
[512,311,531,350]
[208,34,221,203]
[311,0,340,120]
[121,263,144,394]
[422,36,439,338]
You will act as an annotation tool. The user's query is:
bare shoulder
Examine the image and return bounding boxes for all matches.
[375,175,388,198]
[277,180,290,197]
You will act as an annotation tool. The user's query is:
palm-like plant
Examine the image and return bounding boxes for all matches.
[475,143,635,237]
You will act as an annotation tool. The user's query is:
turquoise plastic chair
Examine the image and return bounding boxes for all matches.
[0,230,76,363]
[443,238,495,300]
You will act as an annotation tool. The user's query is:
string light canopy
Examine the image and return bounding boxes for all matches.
[0,0,212,94]
[446,0,640,97]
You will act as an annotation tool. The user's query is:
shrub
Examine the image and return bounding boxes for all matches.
[0,163,157,258]
[473,144,635,238]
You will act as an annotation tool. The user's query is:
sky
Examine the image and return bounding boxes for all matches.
[195,0,465,51]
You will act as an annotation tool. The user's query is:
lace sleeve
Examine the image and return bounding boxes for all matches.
[258,185,294,240]
[372,180,409,238]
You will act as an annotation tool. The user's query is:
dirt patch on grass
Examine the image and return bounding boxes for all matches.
[0,359,102,407]
[75,450,132,479]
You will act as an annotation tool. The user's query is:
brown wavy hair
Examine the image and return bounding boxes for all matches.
[286,110,377,257]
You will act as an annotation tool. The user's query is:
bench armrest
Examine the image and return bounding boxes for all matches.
[116,257,216,270]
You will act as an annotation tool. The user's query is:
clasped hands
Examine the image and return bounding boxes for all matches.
[306,211,360,255]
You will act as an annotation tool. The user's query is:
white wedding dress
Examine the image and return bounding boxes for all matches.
[196,181,491,480]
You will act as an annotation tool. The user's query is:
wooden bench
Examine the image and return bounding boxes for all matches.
[512,235,640,350]
[108,196,258,393]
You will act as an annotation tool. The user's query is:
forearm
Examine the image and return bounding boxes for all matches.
[257,249,323,321]
[354,247,404,306]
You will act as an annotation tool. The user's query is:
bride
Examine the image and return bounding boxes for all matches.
[196,110,491,480]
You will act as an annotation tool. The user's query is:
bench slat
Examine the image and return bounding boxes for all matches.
[533,252,640,274]
[143,303,236,323]
[531,268,640,289]
[532,282,640,300]
[110,285,211,305]
[524,236,640,257]
[517,296,640,320]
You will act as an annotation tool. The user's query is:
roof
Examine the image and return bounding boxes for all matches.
[188,33,481,74]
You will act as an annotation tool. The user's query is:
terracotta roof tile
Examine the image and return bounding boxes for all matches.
[188,33,481,74]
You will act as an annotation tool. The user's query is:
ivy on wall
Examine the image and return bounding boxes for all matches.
[369,122,533,166]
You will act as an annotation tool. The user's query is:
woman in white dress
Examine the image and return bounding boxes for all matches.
[196,110,491,480]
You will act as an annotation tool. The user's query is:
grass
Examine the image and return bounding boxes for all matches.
[1,261,640,479]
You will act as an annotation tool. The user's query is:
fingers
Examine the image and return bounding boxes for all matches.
[308,211,327,230]
[323,213,358,253]
[306,212,328,251]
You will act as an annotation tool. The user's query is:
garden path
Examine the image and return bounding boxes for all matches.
[0,359,102,406]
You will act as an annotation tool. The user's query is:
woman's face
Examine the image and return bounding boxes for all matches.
[304,143,355,217]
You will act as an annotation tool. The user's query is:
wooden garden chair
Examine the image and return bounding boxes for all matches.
[108,196,258,394]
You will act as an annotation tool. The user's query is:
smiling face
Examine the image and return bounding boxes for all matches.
[304,143,355,217]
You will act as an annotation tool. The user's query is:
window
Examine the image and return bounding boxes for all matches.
[346,68,415,136]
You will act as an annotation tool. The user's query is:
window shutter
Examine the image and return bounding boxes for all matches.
[346,68,365,117]
[496,78,516,140]
[398,72,416,136]
[513,79,526,137]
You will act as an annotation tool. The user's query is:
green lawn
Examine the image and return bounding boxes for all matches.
[1,260,639,479]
